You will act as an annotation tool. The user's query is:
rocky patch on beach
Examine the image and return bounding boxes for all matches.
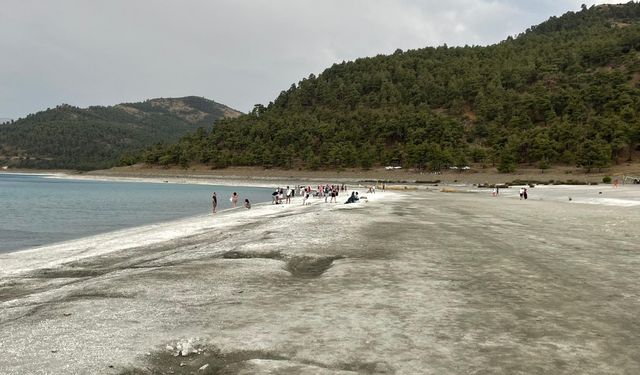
[119,337,392,374]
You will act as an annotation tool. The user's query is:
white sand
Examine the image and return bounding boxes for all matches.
[1,182,639,374]
[479,183,640,207]
[0,189,386,278]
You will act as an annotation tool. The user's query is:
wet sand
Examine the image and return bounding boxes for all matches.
[1,186,640,374]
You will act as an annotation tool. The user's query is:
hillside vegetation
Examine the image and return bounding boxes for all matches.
[139,3,640,173]
[0,97,241,170]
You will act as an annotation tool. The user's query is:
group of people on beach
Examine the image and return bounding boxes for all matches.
[270,184,350,205]
[271,186,294,205]
[211,191,251,213]
[208,180,389,214]
[519,187,529,200]
[491,185,529,200]
[212,183,367,214]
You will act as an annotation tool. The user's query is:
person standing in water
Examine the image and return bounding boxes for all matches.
[212,192,218,214]
[231,192,239,208]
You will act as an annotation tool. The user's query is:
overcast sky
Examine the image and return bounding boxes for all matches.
[0,0,622,119]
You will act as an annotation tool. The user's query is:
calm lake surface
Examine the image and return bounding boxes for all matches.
[0,173,271,253]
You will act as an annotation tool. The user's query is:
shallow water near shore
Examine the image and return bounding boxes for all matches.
[0,173,271,253]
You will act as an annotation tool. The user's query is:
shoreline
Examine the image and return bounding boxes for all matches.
[3,176,638,278]
[66,163,640,185]
[1,170,371,189]
[4,163,640,193]
[6,161,640,186]
[0,187,388,278]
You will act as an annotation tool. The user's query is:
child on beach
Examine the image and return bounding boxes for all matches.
[212,192,217,213]
[244,199,251,209]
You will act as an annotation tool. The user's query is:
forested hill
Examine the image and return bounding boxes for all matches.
[0,97,242,170]
[140,3,640,172]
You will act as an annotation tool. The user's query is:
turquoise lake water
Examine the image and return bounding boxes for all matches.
[0,173,271,253]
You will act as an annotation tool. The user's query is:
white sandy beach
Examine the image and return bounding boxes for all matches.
[0,186,384,277]
[1,180,640,374]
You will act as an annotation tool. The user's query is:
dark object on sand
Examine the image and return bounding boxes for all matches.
[345,192,359,204]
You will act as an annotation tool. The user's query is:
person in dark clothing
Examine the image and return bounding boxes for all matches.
[212,192,217,214]
[345,192,359,204]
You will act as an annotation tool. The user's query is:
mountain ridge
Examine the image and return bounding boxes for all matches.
[0,96,242,170]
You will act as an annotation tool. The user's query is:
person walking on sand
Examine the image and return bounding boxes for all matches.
[303,190,310,205]
[212,192,218,214]
[231,192,239,208]
[286,186,292,204]
[519,187,525,200]
[244,198,251,209]
[523,187,528,200]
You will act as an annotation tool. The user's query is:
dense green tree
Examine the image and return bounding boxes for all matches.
[577,138,612,172]
[0,97,239,170]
